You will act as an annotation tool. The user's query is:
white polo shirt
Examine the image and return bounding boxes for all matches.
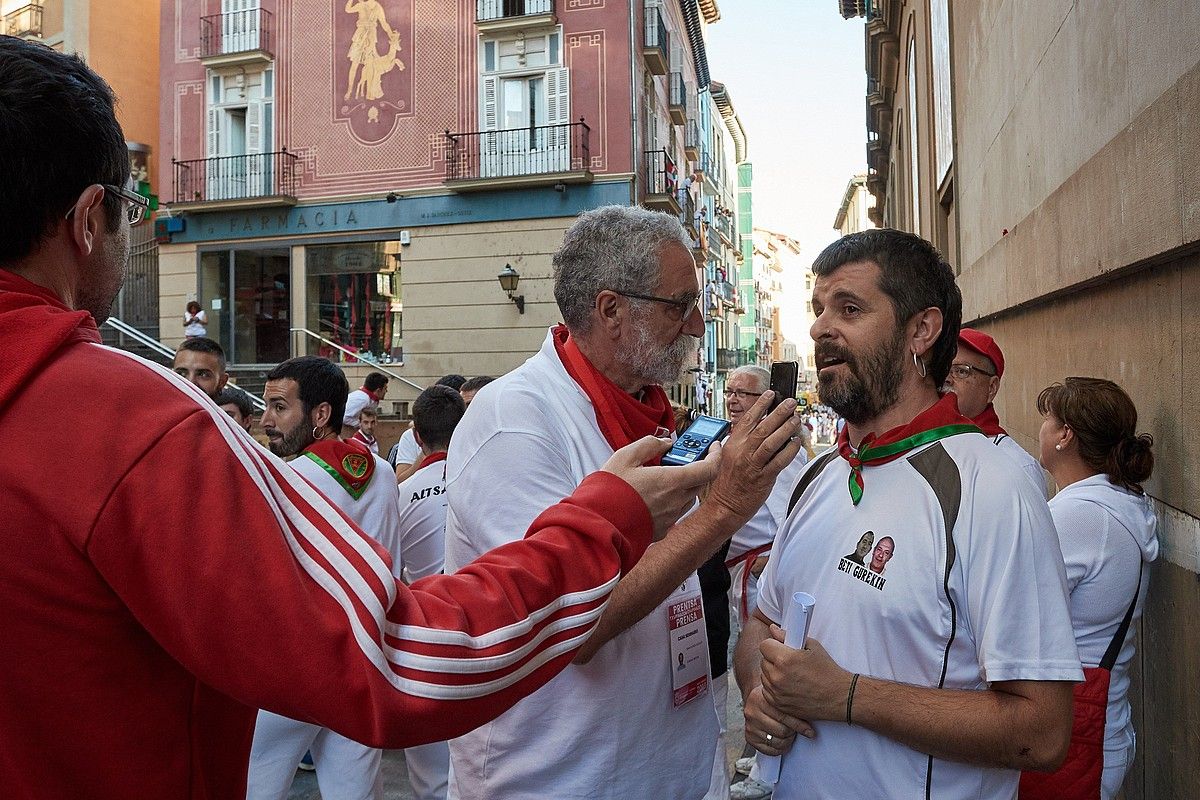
[993,432,1049,498]
[394,458,448,582]
[443,329,717,800]
[757,431,1081,800]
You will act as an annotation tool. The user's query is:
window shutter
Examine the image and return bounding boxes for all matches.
[246,100,263,154]
[545,67,570,168]
[482,75,499,131]
[206,107,221,157]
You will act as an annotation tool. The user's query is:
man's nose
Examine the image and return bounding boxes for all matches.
[682,304,705,338]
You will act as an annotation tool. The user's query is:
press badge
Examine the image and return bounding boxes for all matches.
[667,574,709,708]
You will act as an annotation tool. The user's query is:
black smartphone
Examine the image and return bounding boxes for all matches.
[661,415,731,466]
[769,361,799,411]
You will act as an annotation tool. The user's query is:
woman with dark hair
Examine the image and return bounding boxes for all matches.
[1020,377,1157,800]
[183,300,207,339]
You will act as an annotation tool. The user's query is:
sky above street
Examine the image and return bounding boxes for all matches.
[703,2,866,343]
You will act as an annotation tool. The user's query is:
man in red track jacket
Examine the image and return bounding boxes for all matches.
[0,37,800,799]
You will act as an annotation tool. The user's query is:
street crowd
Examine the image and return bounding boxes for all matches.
[0,36,1157,800]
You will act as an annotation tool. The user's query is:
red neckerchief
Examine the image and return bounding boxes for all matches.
[836,394,981,505]
[361,386,383,403]
[302,438,376,500]
[971,404,1007,437]
[416,451,447,470]
[551,324,675,464]
[352,429,377,447]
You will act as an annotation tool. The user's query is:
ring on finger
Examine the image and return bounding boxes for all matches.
[765,733,774,743]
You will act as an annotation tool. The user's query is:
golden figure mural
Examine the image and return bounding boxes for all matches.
[343,0,404,103]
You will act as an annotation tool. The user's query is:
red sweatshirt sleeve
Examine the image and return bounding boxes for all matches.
[85,409,651,747]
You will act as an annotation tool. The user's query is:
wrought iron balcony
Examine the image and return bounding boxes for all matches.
[680,189,698,238]
[170,150,299,209]
[443,120,592,191]
[476,0,556,30]
[643,6,668,75]
[200,7,274,65]
[669,72,688,125]
[642,149,680,213]
[684,119,701,160]
[4,3,42,38]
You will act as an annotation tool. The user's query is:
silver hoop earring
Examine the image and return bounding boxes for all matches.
[912,351,927,378]
[1055,444,1062,451]
[312,426,322,440]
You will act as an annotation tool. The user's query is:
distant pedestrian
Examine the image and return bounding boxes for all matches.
[343,371,388,436]
[184,300,207,338]
[1020,378,1157,800]
[458,375,495,407]
[352,403,380,454]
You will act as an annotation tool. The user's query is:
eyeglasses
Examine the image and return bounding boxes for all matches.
[948,363,996,380]
[102,184,151,225]
[722,389,764,399]
[614,290,701,321]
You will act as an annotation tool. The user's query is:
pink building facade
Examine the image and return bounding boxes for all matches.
[157,0,714,402]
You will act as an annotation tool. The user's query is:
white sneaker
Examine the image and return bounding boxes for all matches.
[734,756,755,775]
[729,777,773,800]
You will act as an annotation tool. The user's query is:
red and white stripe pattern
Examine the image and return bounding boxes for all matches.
[101,345,624,701]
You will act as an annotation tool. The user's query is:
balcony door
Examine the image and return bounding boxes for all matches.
[479,31,569,179]
[222,0,261,54]
[206,67,273,201]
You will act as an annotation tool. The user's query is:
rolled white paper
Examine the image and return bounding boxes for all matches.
[756,592,816,786]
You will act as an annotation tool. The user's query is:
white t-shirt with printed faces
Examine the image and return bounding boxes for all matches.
[394,459,448,582]
[994,433,1050,499]
[443,329,718,800]
[757,432,1082,800]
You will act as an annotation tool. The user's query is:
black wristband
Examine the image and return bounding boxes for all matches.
[846,673,860,725]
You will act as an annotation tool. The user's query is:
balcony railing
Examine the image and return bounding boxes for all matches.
[684,119,701,159]
[172,150,298,206]
[643,6,668,74]
[643,148,677,195]
[477,0,554,23]
[716,348,739,372]
[669,72,688,125]
[200,7,274,60]
[4,3,42,38]
[444,121,591,185]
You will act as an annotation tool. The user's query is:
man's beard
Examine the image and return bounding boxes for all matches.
[618,317,699,387]
[266,419,314,457]
[816,326,907,425]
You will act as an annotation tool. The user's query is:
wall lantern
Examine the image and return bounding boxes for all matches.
[497,263,525,314]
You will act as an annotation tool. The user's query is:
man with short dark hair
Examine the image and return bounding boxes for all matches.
[214,386,254,433]
[392,383,467,800]
[444,205,803,800]
[0,37,725,799]
[173,336,228,398]
[736,229,1080,800]
[389,374,471,482]
[352,403,381,453]
[944,328,1048,497]
[248,356,403,800]
[459,375,495,407]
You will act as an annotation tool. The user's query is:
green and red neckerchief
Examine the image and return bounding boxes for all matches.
[836,394,981,505]
[971,404,1007,437]
[551,324,675,464]
[303,438,376,500]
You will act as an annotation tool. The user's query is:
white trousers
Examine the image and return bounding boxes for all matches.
[703,672,732,800]
[246,710,383,800]
[404,740,450,800]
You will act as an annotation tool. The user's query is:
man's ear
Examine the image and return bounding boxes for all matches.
[311,401,333,431]
[217,372,230,392]
[65,184,108,259]
[986,375,1001,404]
[413,427,426,451]
[908,307,943,358]
[594,290,624,338]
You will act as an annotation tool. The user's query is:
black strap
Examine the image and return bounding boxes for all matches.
[786,450,839,516]
[1099,560,1144,671]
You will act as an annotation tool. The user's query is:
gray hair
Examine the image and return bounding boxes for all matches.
[553,205,692,332]
[729,365,770,392]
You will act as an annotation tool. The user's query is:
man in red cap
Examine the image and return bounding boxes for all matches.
[945,328,1048,497]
